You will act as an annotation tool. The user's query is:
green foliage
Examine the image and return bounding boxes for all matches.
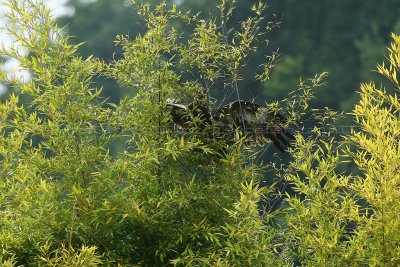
[2,0,400,266]
[38,244,103,266]
[55,0,400,114]
[169,0,396,112]
[0,0,302,265]
[58,0,147,102]
[276,34,400,266]
[343,33,400,266]
[282,135,359,266]
[171,182,282,267]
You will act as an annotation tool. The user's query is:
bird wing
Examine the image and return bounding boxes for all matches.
[214,100,260,126]
[214,100,294,152]
[168,99,294,152]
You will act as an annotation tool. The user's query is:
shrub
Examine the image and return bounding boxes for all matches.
[3,0,399,266]
[0,0,318,265]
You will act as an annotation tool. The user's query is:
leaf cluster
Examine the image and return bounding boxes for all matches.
[2,0,400,266]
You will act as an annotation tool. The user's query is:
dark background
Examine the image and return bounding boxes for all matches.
[56,0,400,114]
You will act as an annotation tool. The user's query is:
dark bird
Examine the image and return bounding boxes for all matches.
[166,97,294,152]
[213,100,294,152]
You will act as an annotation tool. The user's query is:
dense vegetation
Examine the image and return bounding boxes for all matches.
[57,0,400,111]
[1,0,400,266]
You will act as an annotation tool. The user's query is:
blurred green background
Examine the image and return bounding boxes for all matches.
[56,0,400,113]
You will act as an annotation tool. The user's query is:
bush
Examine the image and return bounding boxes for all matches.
[0,0,310,265]
[2,0,400,266]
